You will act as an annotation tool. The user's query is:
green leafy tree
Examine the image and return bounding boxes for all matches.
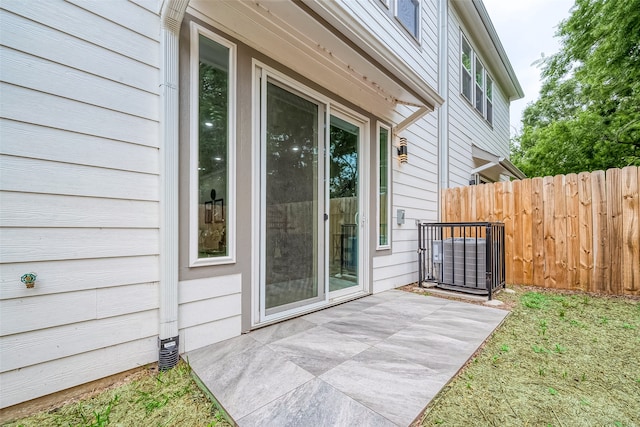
[512,0,640,177]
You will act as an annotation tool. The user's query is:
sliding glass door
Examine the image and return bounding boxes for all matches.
[258,71,366,321]
[328,115,360,296]
[262,80,325,315]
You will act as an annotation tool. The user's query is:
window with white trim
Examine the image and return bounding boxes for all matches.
[486,76,493,125]
[461,37,472,101]
[377,122,391,249]
[474,58,484,115]
[190,23,236,266]
[460,33,493,126]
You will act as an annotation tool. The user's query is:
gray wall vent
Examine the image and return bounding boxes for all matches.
[159,336,179,370]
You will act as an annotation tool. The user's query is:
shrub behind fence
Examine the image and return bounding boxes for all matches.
[441,166,639,296]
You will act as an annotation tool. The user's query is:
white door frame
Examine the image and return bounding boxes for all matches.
[326,107,370,302]
[251,60,370,327]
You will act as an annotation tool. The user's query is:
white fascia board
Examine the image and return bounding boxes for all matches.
[472,144,526,179]
[452,0,524,101]
[302,0,444,109]
[471,161,499,176]
[500,157,526,180]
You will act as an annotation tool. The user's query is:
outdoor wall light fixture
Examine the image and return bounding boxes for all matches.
[397,137,408,163]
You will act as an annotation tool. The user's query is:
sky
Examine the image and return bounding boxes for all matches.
[482,0,575,136]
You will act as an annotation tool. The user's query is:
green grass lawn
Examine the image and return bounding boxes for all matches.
[420,286,640,427]
[4,361,230,427]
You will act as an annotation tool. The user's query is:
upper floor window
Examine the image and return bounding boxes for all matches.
[396,0,420,38]
[486,76,494,125]
[190,23,237,266]
[461,38,472,101]
[475,58,484,114]
[460,33,493,126]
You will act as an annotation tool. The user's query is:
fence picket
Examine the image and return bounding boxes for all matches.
[532,177,545,287]
[503,180,514,284]
[606,168,623,294]
[578,172,593,292]
[452,187,461,222]
[487,183,496,223]
[512,180,524,284]
[565,173,580,290]
[622,166,639,295]
[591,171,608,292]
[543,176,556,288]
[460,185,470,222]
[494,181,504,223]
[521,179,534,284]
[554,174,567,290]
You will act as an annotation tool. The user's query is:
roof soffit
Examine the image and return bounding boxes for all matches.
[188,0,442,125]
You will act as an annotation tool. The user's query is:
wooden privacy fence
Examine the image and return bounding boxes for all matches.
[441,166,640,296]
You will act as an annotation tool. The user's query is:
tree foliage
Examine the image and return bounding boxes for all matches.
[512,0,640,177]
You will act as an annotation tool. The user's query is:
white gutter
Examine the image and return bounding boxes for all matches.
[159,0,189,363]
[437,0,449,221]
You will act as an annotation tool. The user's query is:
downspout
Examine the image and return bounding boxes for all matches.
[437,0,449,221]
[158,0,189,370]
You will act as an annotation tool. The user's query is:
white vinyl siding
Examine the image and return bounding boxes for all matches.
[0,0,161,409]
[178,275,242,353]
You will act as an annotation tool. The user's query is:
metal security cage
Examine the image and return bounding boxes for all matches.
[418,222,506,300]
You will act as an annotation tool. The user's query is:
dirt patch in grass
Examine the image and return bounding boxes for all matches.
[418,286,640,427]
[3,361,230,427]
[399,283,520,311]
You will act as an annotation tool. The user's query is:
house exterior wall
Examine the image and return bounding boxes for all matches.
[0,0,162,408]
[0,0,518,410]
[446,4,512,187]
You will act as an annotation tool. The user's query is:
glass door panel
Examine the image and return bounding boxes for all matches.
[264,81,323,314]
[328,115,359,293]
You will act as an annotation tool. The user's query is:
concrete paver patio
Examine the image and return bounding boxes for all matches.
[186,290,508,426]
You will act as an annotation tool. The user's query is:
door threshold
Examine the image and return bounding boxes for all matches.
[251,291,370,330]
